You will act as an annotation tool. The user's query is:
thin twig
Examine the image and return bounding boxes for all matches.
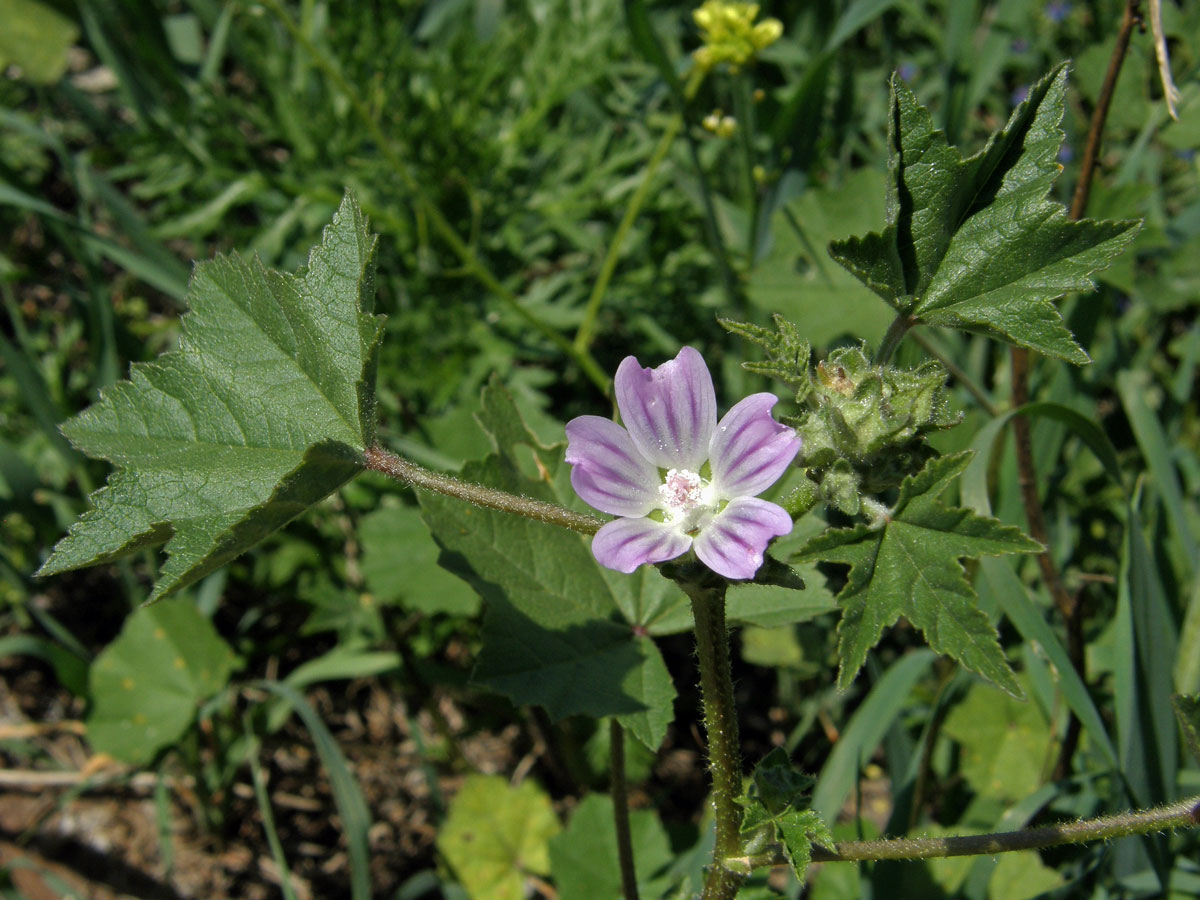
[1071,0,1144,221]
[1010,0,1142,782]
[0,768,166,790]
[0,721,86,740]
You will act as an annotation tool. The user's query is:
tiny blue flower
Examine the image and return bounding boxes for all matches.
[1045,1,1071,23]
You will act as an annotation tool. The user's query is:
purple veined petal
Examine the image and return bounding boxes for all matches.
[708,393,801,499]
[565,416,660,517]
[693,496,793,580]
[614,346,717,470]
[591,517,692,574]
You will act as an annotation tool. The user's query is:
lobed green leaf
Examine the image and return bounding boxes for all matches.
[39,194,384,601]
[437,775,559,900]
[799,452,1039,694]
[831,64,1139,362]
[738,748,832,882]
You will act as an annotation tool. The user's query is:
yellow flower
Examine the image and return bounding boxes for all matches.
[693,1,783,71]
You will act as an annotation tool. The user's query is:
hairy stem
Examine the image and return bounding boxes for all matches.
[363,447,603,535]
[1010,0,1142,781]
[260,0,609,393]
[875,315,917,366]
[610,719,640,900]
[742,795,1199,866]
[687,583,746,900]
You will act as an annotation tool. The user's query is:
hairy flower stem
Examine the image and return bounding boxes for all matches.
[686,583,746,900]
[742,794,1200,866]
[610,719,640,900]
[363,447,604,535]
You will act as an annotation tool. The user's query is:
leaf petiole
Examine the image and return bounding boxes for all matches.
[363,446,604,535]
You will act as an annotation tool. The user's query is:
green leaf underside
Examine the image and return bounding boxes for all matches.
[419,380,677,749]
[88,600,240,764]
[830,64,1138,363]
[799,452,1039,694]
[39,194,384,600]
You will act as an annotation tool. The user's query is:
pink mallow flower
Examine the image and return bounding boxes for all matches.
[565,347,801,580]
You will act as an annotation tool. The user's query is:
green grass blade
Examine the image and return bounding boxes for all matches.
[199,1,235,85]
[812,649,935,822]
[979,557,1118,768]
[75,165,192,291]
[963,401,1126,498]
[963,404,1126,771]
[0,329,78,464]
[1176,577,1200,695]
[252,680,373,900]
[244,718,301,900]
[1116,370,1198,568]
[1112,488,1176,882]
[0,635,88,697]
[1117,493,1180,802]
[622,0,682,99]
[0,179,188,301]
[825,0,902,51]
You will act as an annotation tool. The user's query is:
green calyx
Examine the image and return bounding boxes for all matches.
[793,345,960,515]
[721,317,961,518]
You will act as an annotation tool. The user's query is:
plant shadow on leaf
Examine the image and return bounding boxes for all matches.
[470,591,661,721]
[418,378,677,747]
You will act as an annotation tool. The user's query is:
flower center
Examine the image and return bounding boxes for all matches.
[659,468,703,509]
[658,468,715,533]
